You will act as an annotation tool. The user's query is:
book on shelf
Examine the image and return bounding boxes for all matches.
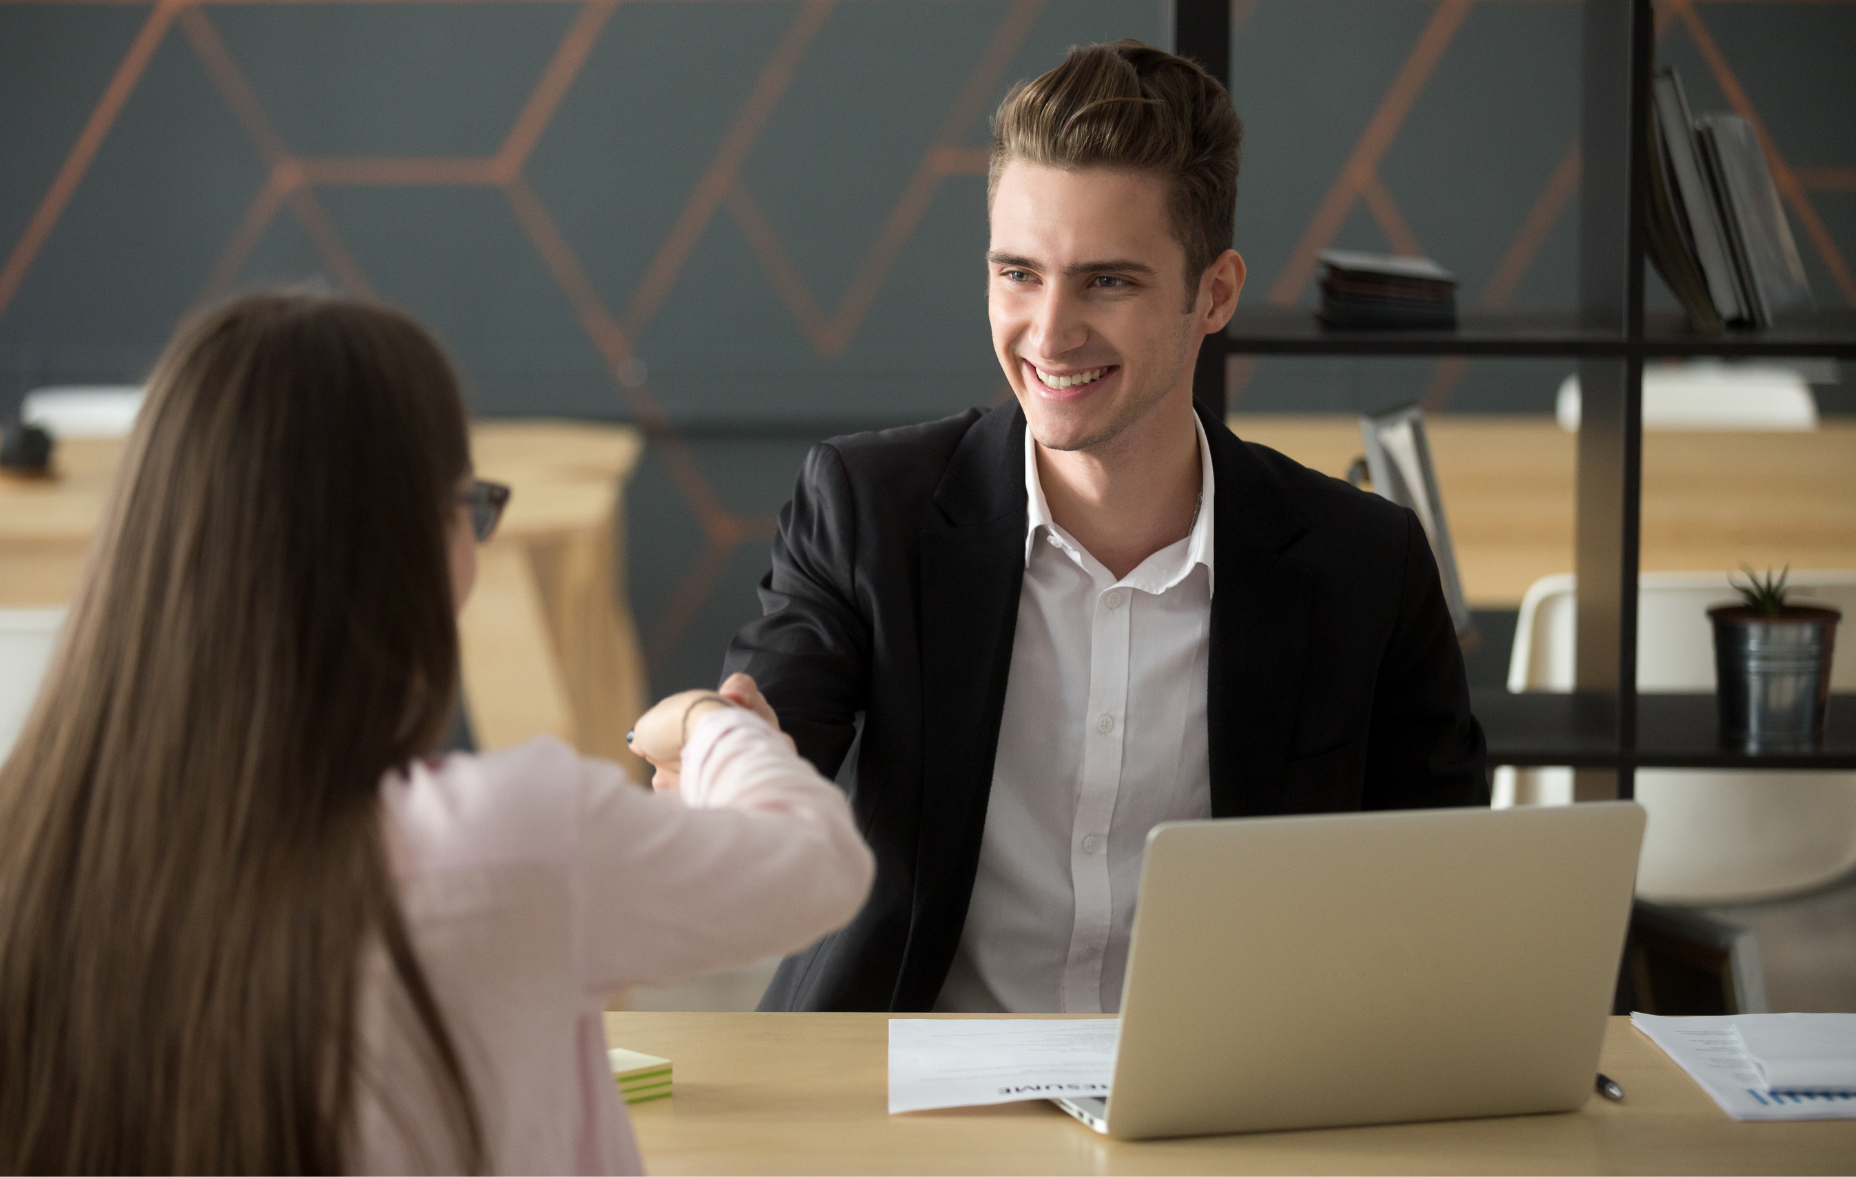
[1696,113,1815,328]
[1652,69,1744,324]
[1646,103,1724,333]
[1645,67,1814,332]
[1316,249,1457,330]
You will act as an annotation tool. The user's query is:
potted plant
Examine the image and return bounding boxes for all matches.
[1709,565,1841,749]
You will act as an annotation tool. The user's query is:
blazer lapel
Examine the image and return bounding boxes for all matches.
[1202,405,1313,817]
[899,403,1028,1008]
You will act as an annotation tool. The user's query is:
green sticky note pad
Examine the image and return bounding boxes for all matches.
[610,1047,672,1104]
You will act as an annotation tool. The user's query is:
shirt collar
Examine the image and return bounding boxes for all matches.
[1022,411,1216,595]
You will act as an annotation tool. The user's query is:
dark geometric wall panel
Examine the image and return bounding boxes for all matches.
[211,3,582,159]
[2,0,1849,697]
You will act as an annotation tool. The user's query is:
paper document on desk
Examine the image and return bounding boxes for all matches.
[1737,1013,1856,1092]
[1632,1013,1856,1121]
[888,1019,1118,1114]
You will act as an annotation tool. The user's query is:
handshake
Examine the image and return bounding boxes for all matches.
[627,672,797,792]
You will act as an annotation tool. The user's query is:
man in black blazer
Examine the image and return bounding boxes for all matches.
[722,41,1487,1013]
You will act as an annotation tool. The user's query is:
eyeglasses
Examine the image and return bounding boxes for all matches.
[455,480,511,543]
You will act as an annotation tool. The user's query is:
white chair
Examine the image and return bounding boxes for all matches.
[1497,571,1856,904]
[21,386,146,438]
[0,608,65,763]
[1556,362,1818,431]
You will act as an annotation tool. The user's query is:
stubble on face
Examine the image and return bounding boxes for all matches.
[1029,325,1194,456]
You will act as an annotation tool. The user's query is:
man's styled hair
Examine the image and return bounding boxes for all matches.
[989,39,1242,301]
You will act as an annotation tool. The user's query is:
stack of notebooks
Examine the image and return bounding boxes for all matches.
[1317,249,1458,330]
[1648,67,1814,332]
[609,1047,672,1106]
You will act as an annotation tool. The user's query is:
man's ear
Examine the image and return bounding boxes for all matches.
[1199,248,1246,334]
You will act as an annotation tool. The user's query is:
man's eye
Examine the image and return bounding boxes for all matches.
[1092,275,1128,289]
[1002,269,1032,282]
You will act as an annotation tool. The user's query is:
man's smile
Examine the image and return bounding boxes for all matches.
[1025,361,1118,394]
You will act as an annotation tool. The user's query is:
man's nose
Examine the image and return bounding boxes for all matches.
[1026,287,1087,357]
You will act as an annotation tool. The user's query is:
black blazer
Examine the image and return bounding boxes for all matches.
[723,401,1489,1012]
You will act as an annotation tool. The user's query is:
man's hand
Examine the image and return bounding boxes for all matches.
[629,689,734,792]
[717,672,798,755]
[627,674,794,792]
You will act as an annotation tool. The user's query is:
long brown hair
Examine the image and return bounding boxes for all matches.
[0,292,485,1173]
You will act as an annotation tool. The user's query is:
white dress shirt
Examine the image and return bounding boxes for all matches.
[934,415,1216,1014]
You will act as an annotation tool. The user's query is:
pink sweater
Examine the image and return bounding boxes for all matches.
[353,709,873,1173]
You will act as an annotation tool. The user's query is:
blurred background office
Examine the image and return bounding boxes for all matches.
[2,0,1852,1011]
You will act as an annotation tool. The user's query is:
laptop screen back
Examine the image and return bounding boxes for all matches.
[1106,802,1644,1140]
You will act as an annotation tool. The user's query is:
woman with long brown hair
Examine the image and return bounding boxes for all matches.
[0,291,872,1174]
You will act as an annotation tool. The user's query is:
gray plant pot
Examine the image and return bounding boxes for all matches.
[1709,605,1841,750]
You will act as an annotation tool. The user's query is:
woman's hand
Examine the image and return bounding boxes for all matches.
[629,690,736,792]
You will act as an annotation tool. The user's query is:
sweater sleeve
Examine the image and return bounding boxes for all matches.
[573,708,875,995]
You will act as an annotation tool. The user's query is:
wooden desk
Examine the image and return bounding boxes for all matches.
[0,420,646,772]
[1229,415,1856,608]
[604,1012,1856,1175]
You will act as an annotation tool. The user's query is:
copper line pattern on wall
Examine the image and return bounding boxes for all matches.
[1419,139,1582,411]
[617,0,836,344]
[1794,168,1856,192]
[1359,172,1427,260]
[726,184,834,351]
[0,0,184,320]
[643,513,779,669]
[1264,0,1476,307]
[493,0,617,181]
[1231,0,1471,410]
[1419,1,1675,410]
[796,0,1045,357]
[504,176,737,540]
[197,164,296,301]
[182,5,377,295]
[1479,143,1583,307]
[714,0,1032,360]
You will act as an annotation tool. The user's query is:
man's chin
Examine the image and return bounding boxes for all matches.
[1024,412,1120,454]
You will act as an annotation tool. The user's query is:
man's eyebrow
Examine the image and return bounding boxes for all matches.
[985,252,1159,278]
[1064,258,1157,278]
[986,251,1041,270]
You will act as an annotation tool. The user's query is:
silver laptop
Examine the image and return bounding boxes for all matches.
[1054,801,1645,1140]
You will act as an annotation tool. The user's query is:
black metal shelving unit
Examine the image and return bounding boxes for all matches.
[1471,690,1856,771]
[1176,0,1856,797]
[1223,307,1629,358]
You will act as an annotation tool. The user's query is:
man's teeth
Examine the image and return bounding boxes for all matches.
[1036,367,1106,390]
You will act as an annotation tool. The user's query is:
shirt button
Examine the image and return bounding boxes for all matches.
[1096,714,1114,734]
[1082,834,1102,854]
[1104,590,1124,609]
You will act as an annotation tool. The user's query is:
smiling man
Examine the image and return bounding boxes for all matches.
[724,40,1488,1014]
